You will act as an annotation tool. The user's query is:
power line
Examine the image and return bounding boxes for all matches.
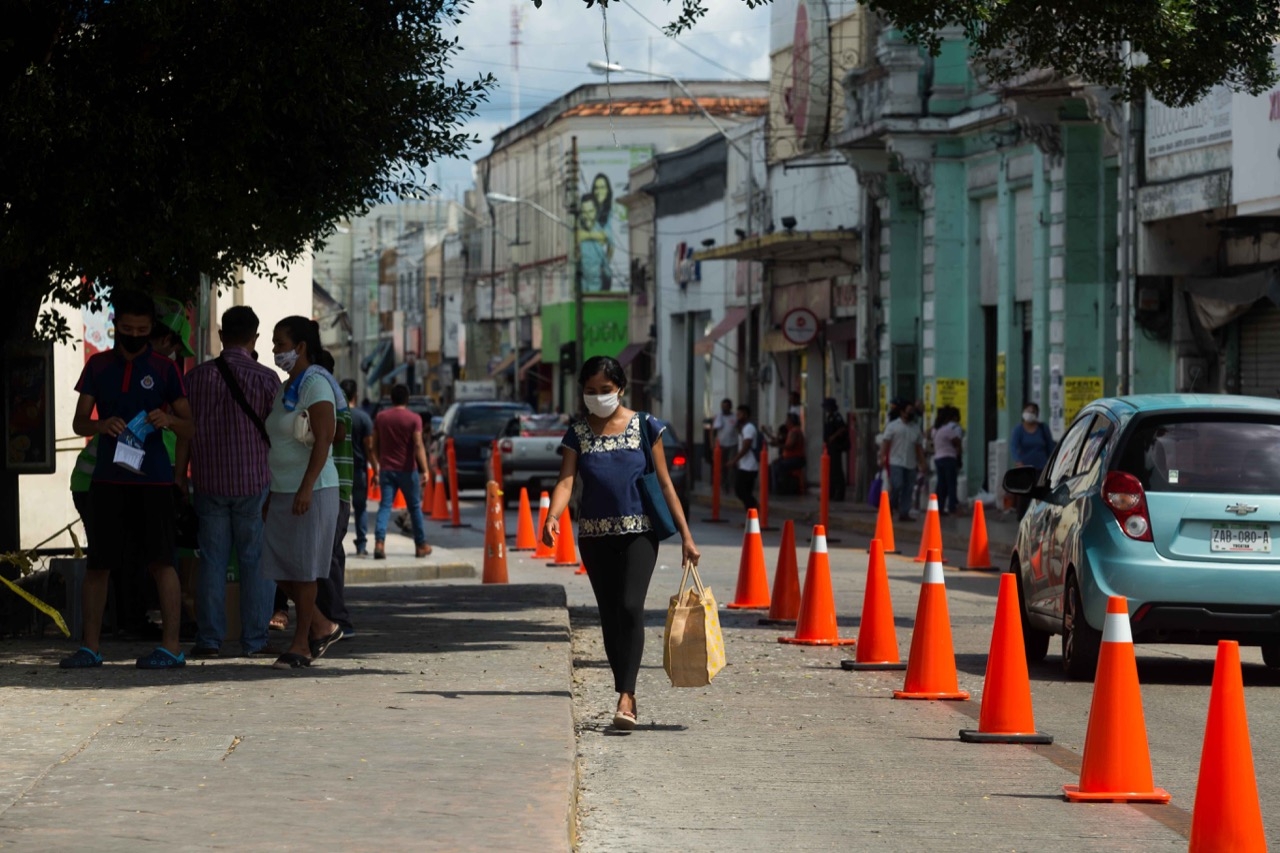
[617,0,755,82]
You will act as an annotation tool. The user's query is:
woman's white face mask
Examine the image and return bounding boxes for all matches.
[1022,410,1038,424]
[583,392,620,418]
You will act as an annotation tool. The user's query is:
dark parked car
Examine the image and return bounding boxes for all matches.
[655,419,690,518]
[438,400,533,492]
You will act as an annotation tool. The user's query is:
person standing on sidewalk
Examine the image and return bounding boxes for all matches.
[60,289,194,670]
[261,317,344,670]
[821,398,849,502]
[177,305,280,658]
[370,383,431,559]
[931,406,964,516]
[1010,402,1055,519]
[543,356,700,731]
[727,404,759,512]
[880,401,927,523]
[341,379,374,557]
[707,398,738,493]
[313,352,355,644]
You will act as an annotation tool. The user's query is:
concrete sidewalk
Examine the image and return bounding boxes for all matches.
[693,481,1022,560]
[0,583,575,851]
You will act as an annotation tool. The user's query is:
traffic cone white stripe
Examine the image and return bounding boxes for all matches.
[539,494,550,508]
[813,533,828,553]
[923,559,944,585]
[747,515,761,534]
[927,496,939,511]
[1102,609,1132,644]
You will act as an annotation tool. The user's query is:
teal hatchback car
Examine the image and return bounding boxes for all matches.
[1003,394,1280,679]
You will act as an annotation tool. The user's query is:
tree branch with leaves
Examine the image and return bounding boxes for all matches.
[554,0,1279,107]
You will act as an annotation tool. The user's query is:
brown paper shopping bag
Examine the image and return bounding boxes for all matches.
[663,560,726,687]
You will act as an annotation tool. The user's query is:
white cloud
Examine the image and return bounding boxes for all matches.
[432,0,773,200]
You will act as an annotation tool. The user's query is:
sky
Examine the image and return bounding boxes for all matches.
[434,0,774,201]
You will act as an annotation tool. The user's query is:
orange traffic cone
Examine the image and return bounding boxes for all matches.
[548,507,579,567]
[1190,640,1266,851]
[482,481,508,584]
[368,466,381,503]
[512,488,537,551]
[726,509,771,610]
[779,525,855,646]
[960,501,994,571]
[1063,596,1170,803]
[421,467,434,513]
[959,573,1051,743]
[429,472,449,521]
[533,492,554,559]
[760,520,800,624]
[913,494,944,563]
[575,561,587,576]
[392,484,407,510]
[872,490,897,554]
[894,549,969,700]
[842,538,907,671]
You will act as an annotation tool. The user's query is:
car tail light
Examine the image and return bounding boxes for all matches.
[500,439,513,453]
[671,454,687,468]
[1103,471,1153,541]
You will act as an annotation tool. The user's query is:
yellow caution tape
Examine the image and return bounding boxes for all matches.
[0,574,70,637]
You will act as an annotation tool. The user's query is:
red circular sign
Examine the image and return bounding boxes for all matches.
[782,308,819,346]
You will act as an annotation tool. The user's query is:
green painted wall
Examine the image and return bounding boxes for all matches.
[540,297,629,361]
[886,174,923,401]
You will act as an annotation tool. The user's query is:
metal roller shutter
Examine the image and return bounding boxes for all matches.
[1239,302,1280,399]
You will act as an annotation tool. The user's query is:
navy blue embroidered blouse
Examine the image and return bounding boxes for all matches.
[560,412,666,537]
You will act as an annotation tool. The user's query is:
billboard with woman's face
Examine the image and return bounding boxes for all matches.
[575,147,652,295]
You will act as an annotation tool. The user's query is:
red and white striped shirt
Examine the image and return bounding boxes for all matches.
[184,346,280,496]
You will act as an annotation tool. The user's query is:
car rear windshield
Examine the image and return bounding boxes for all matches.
[455,408,525,436]
[1116,416,1280,495]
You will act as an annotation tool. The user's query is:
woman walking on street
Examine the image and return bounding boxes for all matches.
[543,356,700,730]
[261,317,344,670]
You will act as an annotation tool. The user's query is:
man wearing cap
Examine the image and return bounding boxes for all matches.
[822,398,849,502]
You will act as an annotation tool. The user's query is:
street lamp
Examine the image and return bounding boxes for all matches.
[486,191,581,408]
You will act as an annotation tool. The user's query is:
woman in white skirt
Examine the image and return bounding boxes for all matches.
[263,316,344,670]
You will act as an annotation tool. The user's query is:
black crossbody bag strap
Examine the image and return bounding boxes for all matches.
[214,356,271,447]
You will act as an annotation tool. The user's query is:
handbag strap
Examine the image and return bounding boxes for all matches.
[214,356,271,447]
[678,559,707,597]
[637,411,656,475]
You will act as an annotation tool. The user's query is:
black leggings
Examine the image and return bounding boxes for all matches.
[578,531,660,695]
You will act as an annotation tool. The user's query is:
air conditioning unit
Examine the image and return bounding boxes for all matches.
[840,360,874,412]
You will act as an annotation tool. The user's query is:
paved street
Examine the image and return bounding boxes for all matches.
[2,490,1279,850]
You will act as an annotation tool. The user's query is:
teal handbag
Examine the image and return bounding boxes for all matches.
[637,413,679,540]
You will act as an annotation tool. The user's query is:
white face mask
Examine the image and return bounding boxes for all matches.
[1022,410,1038,424]
[583,392,620,418]
[275,350,299,372]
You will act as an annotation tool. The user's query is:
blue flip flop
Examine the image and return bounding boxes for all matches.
[59,647,103,669]
[136,647,186,669]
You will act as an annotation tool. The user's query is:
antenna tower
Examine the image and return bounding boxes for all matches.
[510,4,524,125]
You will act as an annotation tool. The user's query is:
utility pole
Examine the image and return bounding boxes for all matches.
[569,136,583,403]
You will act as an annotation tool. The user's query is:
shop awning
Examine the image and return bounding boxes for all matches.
[517,351,542,381]
[488,351,517,378]
[762,329,807,353]
[692,230,859,264]
[693,307,747,356]
[616,341,649,368]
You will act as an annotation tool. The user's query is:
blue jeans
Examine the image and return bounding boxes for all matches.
[193,488,273,653]
[375,469,427,546]
[934,457,959,514]
[352,464,368,553]
[889,465,915,519]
